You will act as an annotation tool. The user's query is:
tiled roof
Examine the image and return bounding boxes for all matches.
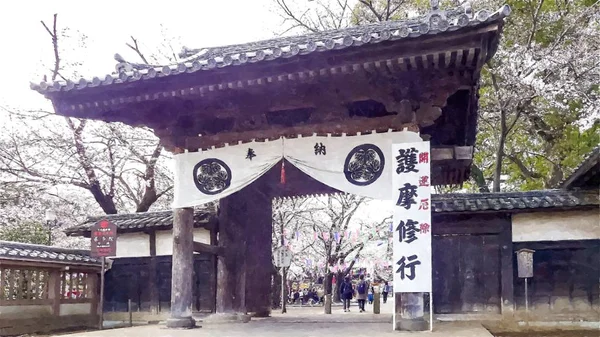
[65,205,217,236]
[0,241,101,266]
[561,146,600,189]
[30,5,510,94]
[432,189,599,214]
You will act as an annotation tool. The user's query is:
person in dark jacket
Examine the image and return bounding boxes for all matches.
[340,276,354,312]
[382,281,390,304]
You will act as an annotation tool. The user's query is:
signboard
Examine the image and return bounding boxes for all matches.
[90,220,117,258]
[516,249,535,278]
[273,246,292,268]
[392,141,432,293]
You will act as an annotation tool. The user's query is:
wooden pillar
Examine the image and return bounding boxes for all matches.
[148,231,159,314]
[395,293,427,331]
[500,217,514,317]
[216,194,246,313]
[87,272,99,317]
[48,270,61,316]
[210,226,218,313]
[244,181,272,317]
[216,179,272,316]
[166,208,196,328]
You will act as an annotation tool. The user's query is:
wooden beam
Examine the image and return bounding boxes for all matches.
[500,221,514,317]
[181,117,418,151]
[48,270,61,316]
[193,241,225,256]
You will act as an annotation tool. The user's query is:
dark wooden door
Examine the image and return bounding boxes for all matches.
[433,234,501,314]
[193,256,216,312]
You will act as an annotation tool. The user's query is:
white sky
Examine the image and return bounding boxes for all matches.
[0,0,283,115]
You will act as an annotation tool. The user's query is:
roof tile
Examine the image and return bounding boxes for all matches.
[0,241,101,266]
[31,5,510,94]
[65,205,217,236]
[432,189,598,214]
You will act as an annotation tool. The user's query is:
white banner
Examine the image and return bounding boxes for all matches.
[172,131,423,208]
[392,141,432,293]
[284,131,422,201]
[173,139,283,208]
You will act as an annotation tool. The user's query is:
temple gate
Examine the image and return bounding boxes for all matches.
[32,2,510,330]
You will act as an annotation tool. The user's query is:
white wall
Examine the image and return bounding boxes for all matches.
[59,303,91,316]
[0,304,52,318]
[512,209,600,242]
[115,228,211,257]
[115,232,150,257]
[156,228,211,256]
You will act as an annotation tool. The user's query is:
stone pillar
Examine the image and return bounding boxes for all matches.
[395,292,427,331]
[166,208,196,329]
[373,292,380,314]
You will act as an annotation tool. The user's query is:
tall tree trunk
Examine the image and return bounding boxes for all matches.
[493,109,508,192]
[333,271,344,302]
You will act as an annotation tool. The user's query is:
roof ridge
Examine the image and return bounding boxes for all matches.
[85,206,214,222]
[31,4,510,94]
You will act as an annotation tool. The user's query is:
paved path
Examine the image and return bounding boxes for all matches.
[51,299,493,336]
[53,321,493,337]
[54,300,493,337]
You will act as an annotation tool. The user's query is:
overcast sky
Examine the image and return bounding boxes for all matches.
[0,0,284,115]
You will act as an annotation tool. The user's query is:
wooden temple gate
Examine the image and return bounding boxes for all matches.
[32,3,510,330]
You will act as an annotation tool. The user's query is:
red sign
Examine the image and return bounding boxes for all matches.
[90,220,118,257]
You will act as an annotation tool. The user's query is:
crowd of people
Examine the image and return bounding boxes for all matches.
[289,288,323,306]
[288,278,392,312]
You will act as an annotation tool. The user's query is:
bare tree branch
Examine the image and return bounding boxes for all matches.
[126,36,150,65]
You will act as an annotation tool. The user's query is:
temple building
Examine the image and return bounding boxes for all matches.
[34,2,590,330]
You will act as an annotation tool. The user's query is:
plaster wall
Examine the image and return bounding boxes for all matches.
[115,232,150,257]
[59,303,91,316]
[156,228,210,256]
[114,228,210,257]
[512,209,600,242]
[0,304,52,318]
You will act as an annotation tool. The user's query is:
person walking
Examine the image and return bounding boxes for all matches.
[340,276,354,312]
[356,275,368,312]
[382,281,390,304]
[367,285,374,305]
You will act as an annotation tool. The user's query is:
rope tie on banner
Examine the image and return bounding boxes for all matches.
[280,137,286,184]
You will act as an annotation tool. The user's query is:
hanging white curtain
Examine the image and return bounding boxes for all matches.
[172,131,423,208]
[283,131,422,200]
[172,139,283,208]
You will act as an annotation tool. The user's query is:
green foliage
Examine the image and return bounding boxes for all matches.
[474,0,599,191]
[0,221,49,245]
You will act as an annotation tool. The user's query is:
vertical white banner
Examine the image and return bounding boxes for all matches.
[392,141,432,293]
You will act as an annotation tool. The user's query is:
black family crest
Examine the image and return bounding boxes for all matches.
[343,144,385,186]
[193,158,232,195]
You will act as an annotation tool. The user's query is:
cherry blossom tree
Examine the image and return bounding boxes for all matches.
[272,194,392,302]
